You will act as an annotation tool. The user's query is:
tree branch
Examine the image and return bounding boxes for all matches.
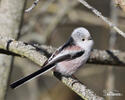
[25,0,39,13]
[88,49,125,66]
[0,35,125,66]
[54,72,104,100]
[79,0,125,38]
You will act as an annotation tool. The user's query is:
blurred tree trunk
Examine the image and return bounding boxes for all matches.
[106,0,118,100]
[0,0,26,100]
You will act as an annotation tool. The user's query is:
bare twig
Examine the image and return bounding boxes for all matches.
[68,9,125,29]
[79,0,125,38]
[21,0,55,41]
[25,0,55,13]
[25,0,40,13]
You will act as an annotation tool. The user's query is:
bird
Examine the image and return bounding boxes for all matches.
[10,27,94,89]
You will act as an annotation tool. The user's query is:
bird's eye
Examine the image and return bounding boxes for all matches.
[82,38,85,41]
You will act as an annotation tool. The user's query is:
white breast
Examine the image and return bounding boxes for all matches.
[54,49,91,76]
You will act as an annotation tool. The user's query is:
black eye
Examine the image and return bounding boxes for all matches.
[82,38,85,41]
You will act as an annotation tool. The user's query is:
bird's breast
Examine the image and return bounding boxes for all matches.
[54,52,88,76]
[54,45,91,76]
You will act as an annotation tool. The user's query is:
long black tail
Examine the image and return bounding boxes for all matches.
[10,63,55,89]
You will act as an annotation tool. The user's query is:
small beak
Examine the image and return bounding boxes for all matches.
[88,36,92,40]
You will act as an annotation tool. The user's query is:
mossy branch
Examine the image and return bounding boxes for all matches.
[0,35,125,67]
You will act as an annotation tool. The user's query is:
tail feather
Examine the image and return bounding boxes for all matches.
[10,63,55,89]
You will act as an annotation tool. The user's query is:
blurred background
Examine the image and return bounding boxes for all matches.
[7,0,125,100]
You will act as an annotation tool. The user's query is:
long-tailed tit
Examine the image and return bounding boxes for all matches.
[10,27,94,89]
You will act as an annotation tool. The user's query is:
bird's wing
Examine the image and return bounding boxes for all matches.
[43,37,75,66]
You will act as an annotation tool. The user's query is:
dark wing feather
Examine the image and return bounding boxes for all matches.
[44,37,75,66]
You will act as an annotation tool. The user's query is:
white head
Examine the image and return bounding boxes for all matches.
[71,27,94,49]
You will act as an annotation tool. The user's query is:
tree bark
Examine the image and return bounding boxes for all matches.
[0,0,26,99]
